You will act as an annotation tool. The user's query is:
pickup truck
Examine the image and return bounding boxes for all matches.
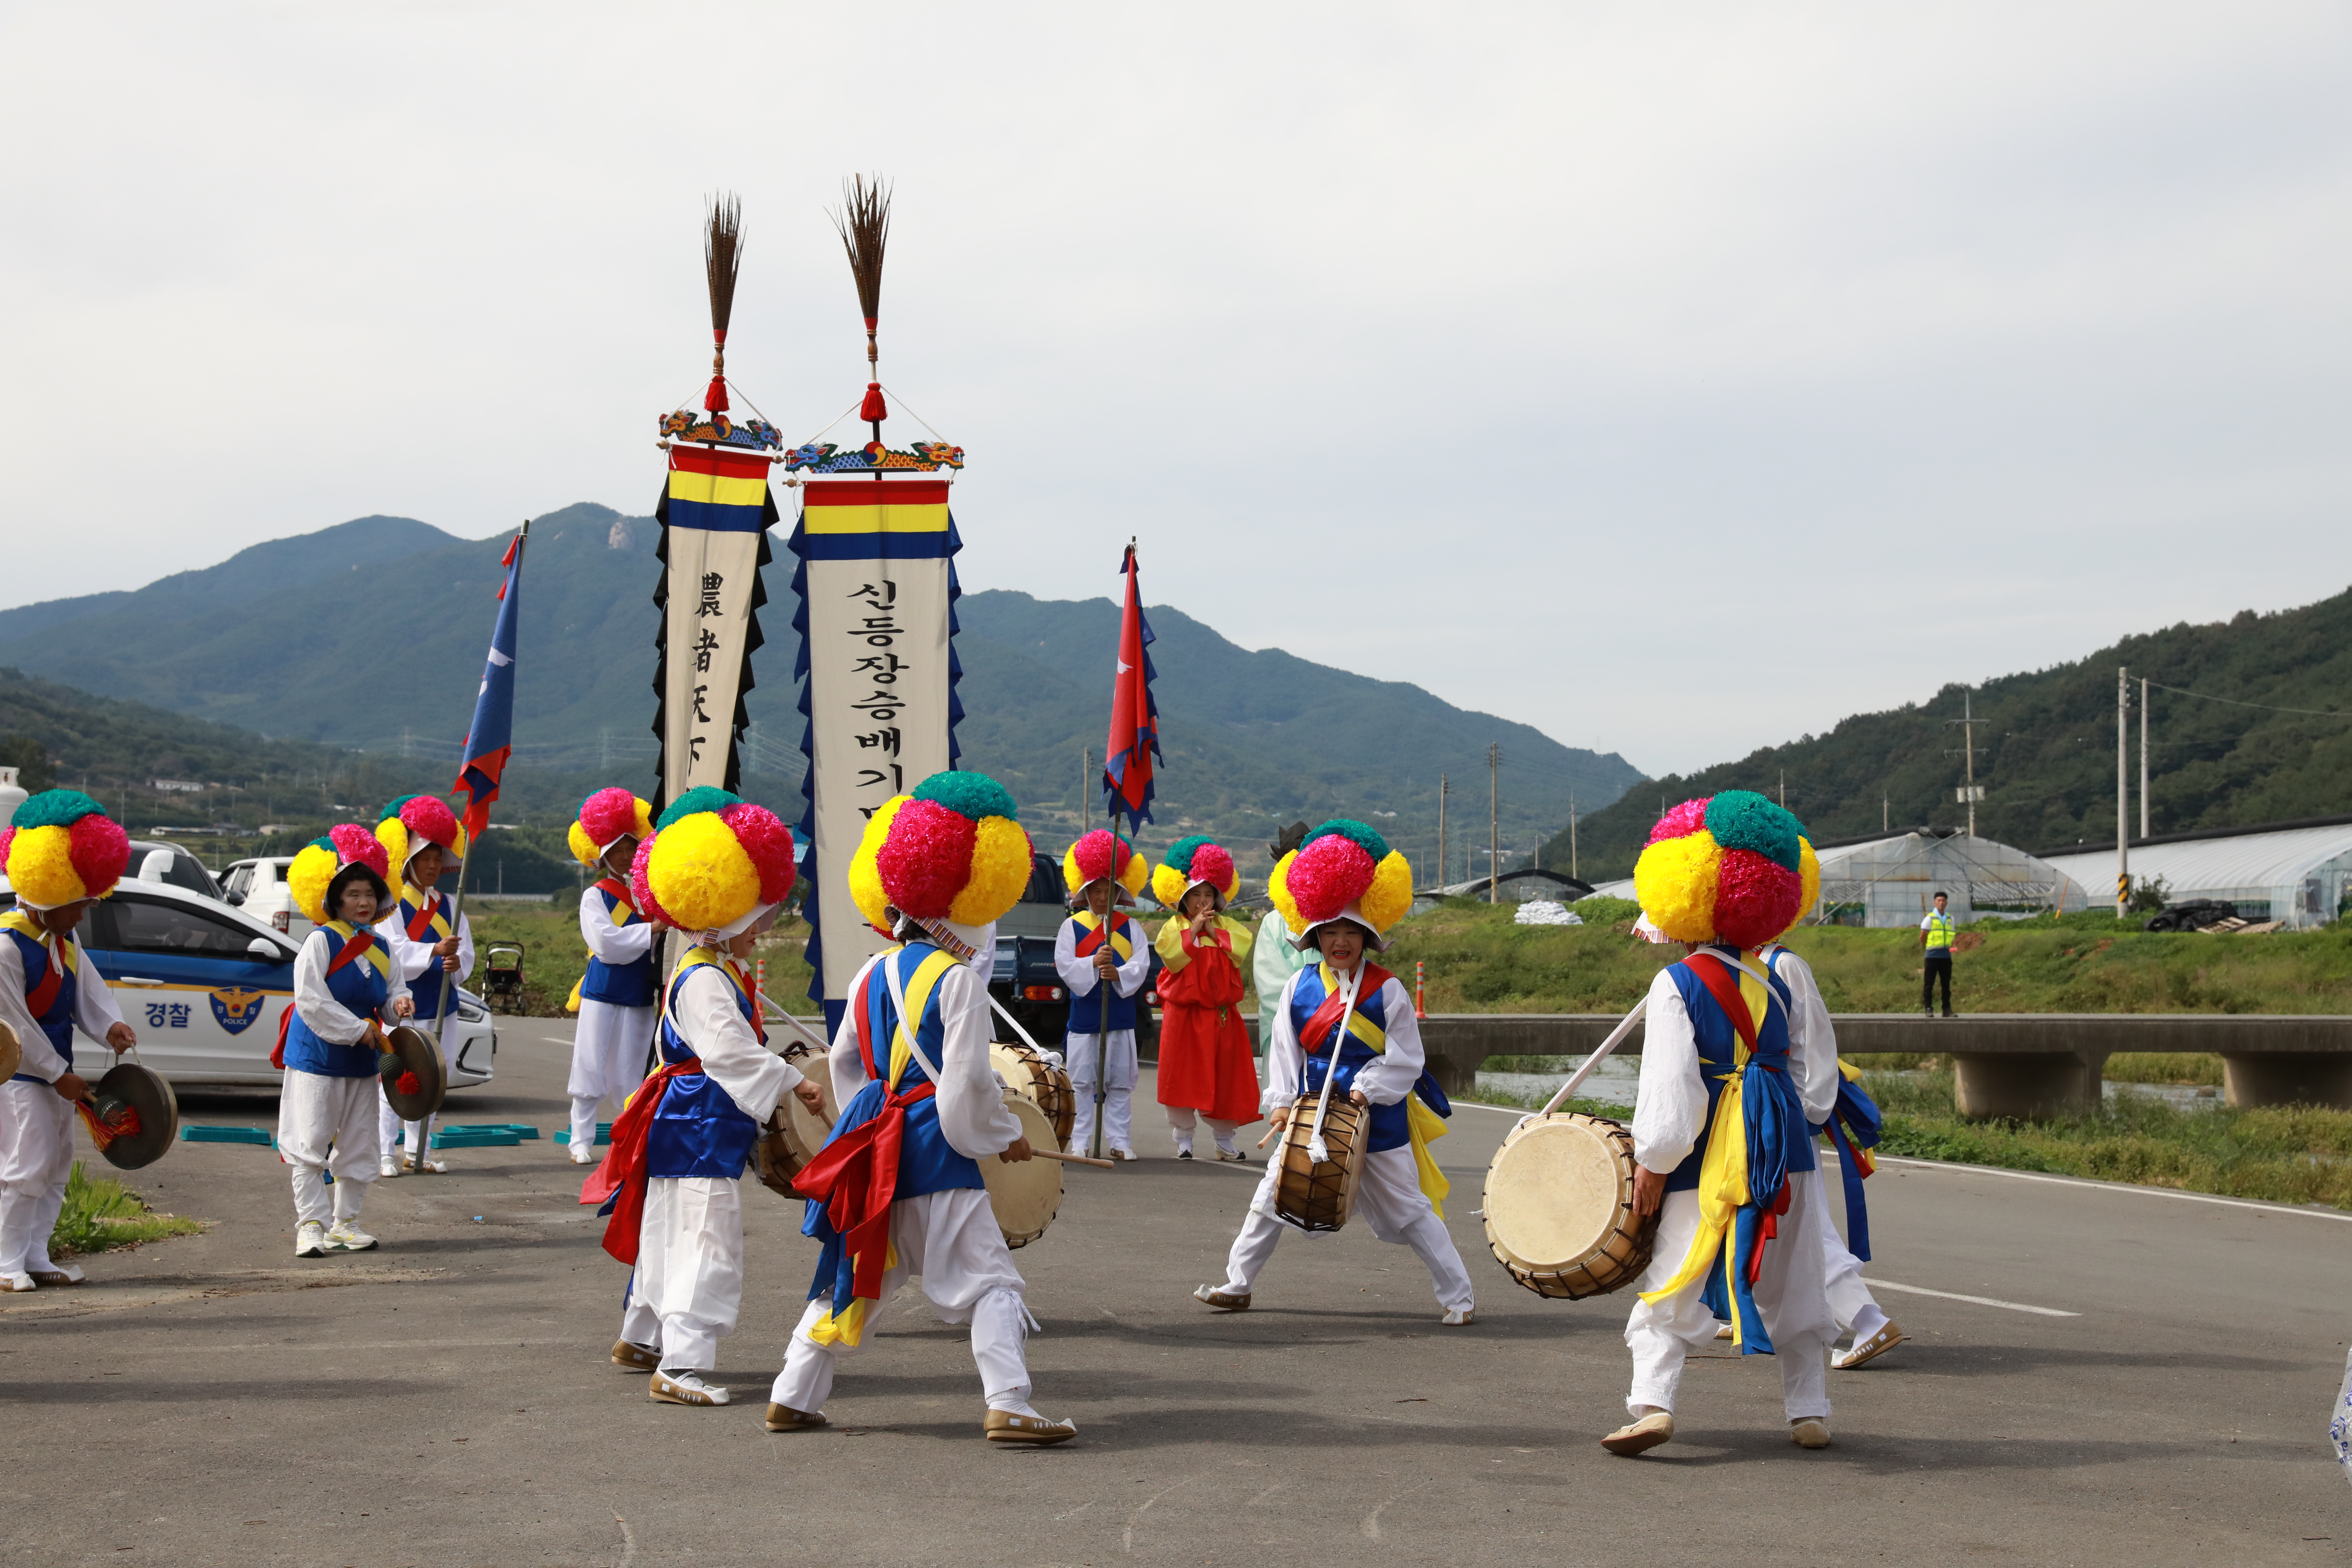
[988,851,1162,1057]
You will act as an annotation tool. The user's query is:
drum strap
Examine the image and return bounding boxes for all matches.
[579,1055,706,1265]
[1,912,72,1020]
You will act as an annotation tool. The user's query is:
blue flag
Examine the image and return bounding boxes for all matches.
[453,529,526,842]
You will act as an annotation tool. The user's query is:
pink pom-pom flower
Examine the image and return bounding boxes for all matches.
[398,794,460,846]
[1648,797,1712,845]
[1189,842,1235,892]
[1070,828,1124,885]
[876,798,976,919]
[630,833,674,927]
[1711,848,1801,948]
[0,826,16,873]
[580,786,642,849]
[721,802,797,904]
[67,813,132,896]
[328,822,390,878]
[1286,834,1377,925]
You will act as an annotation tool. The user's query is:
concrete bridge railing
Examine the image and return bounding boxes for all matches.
[1413,1013,2352,1118]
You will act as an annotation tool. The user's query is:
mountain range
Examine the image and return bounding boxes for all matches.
[1548,585,2352,881]
[0,504,1643,858]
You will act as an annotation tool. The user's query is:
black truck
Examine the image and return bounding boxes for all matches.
[988,851,1162,1056]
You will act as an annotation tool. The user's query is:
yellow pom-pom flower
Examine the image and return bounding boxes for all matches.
[5,825,84,908]
[1360,850,1415,933]
[1633,829,1722,944]
[644,811,761,934]
[848,795,910,930]
[287,841,342,927]
[1267,851,1302,936]
[1795,837,1820,928]
[566,820,598,866]
[1149,862,1188,911]
[376,818,411,883]
[949,814,1033,927]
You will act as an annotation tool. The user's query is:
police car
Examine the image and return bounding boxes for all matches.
[0,876,496,1090]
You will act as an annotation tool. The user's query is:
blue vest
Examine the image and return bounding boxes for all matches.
[582,885,657,1008]
[1661,946,1815,1194]
[283,924,392,1078]
[815,943,985,1201]
[5,923,77,1083]
[1063,912,1138,1035]
[644,952,763,1179]
[1286,965,1451,1155]
[393,892,460,1020]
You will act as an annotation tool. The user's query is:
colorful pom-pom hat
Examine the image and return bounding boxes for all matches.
[287,824,395,926]
[628,787,797,942]
[848,770,1034,956]
[1062,828,1149,907]
[1152,835,1239,912]
[568,788,656,868]
[0,790,132,910]
[1631,790,1821,949]
[1267,818,1415,952]
[374,794,468,887]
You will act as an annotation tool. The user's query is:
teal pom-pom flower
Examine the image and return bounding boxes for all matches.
[1702,791,1804,873]
[13,789,104,831]
[911,770,1019,823]
[1302,818,1390,863]
[1164,834,1216,875]
[657,786,742,831]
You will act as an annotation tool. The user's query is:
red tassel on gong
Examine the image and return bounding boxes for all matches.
[859,381,888,422]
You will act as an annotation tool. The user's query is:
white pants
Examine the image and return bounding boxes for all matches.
[1812,1164,1888,1342]
[1623,1172,1834,1421]
[1066,1029,1136,1154]
[634,1175,744,1373]
[1165,1105,1241,1153]
[379,1010,461,1156]
[1219,1143,1476,1314]
[772,1188,1036,1416]
[0,1080,76,1275]
[569,1000,654,1148]
[278,1070,381,1227]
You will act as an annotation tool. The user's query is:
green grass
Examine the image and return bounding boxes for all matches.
[49,1162,205,1258]
[1864,1070,2352,1209]
[1385,900,2352,1015]
[466,901,821,1018]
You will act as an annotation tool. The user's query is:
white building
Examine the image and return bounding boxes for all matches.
[2039,816,2352,929]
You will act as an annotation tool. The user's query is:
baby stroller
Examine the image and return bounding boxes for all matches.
[483,943,526,1015]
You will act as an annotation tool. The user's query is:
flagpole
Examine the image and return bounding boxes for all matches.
[424,517,528,1168]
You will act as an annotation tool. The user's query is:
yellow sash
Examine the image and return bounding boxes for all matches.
[321,920,394,982]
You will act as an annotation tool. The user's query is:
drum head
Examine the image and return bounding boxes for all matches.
[0,1021,18,1085]
[989,1041,1075,1147]
[1485,1115,1626,1270]
[983,1093,1063,1248]
[92,1062,177,1170]
[378,1024,447,1121]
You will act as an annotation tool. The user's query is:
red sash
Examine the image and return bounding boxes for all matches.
[790,960,934,1301]
[22,934,65,1020]
[1072,913,1127,958]
[1682,951,1759,1051]
[403,897,445,943]
[579,1056,705,1264]
[595,877,639,922]
[1300,962,1394,1057]
[272,929,380,1071]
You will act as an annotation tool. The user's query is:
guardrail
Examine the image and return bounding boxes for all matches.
[1415,1013,2352,1116]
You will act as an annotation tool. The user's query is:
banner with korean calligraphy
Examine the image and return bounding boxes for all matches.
[654,445,776,806]
[788,477,962,1021]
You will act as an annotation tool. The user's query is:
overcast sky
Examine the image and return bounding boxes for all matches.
[6,3,2349,782]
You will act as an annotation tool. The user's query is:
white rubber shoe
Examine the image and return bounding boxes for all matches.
[325,1220,378,1253]
[378,1156,402,1179]
[294,1221,328,1259]
[650,1370,730,1407]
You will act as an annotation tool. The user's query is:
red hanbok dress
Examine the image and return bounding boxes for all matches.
[1152,915,1261,1125]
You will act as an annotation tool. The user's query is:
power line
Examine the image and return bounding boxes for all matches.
[2144,681,2351,719]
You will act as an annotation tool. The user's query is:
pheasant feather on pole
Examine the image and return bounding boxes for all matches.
[703,192,743,414]
[832,174,892,425]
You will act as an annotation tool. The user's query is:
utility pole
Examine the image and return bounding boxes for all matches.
[1778,769,1785,808]
[2116,666,2130,918]
[1080,745,1090,834]
[1882,797,1889,834]
[1568,792,1578,880]
[1437,774,1448,893]
[1486,742,1500,904]
[2140,676,2150,839]
[1946,689,1986,839]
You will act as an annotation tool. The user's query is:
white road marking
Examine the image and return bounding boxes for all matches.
[1875,1155,2352,1223]
[1868,1279,2080,1317]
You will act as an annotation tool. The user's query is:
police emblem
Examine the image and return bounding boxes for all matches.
[210,987,271,1036]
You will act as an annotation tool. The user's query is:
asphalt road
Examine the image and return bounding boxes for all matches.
[3,1018,2346,1567]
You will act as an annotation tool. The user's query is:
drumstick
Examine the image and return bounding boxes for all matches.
[1029,1148,1116,1169]
[1538,998,1649,1116]
[750,986,835,1053]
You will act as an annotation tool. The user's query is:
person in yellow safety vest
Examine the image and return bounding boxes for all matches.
[1918,891,1956,1018]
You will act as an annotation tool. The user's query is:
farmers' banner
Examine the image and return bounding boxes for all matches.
[789,477,962,1023]
[654,445,775,806]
